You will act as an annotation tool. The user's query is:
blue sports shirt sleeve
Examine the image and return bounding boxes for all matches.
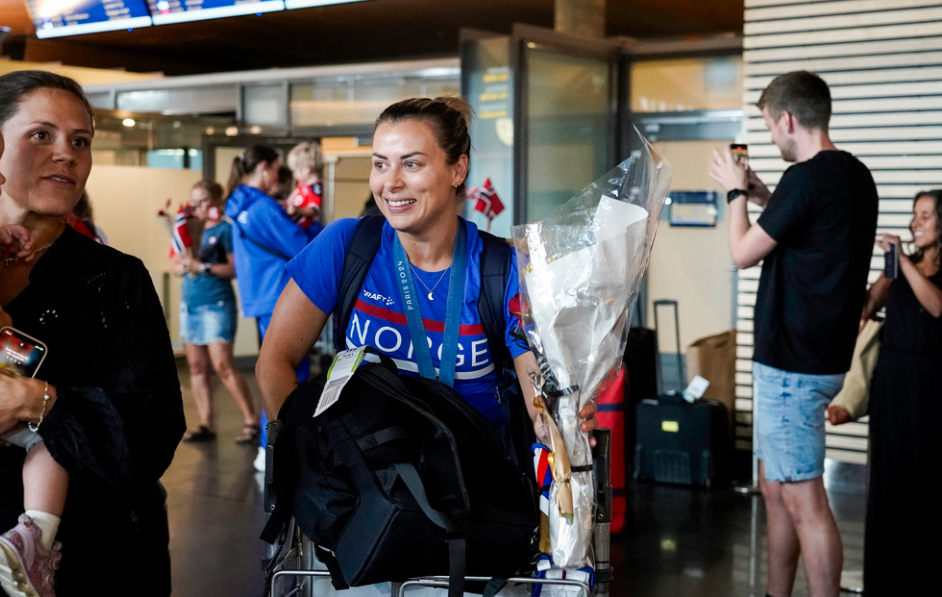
[285,218,360,314]
[504,250,530,359]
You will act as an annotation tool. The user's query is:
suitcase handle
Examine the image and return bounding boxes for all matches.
[652,300,685,394]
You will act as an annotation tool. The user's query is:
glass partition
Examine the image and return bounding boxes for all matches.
[462,33,515,237]
[523,47,613,222]
[290,75,460,127]
[631,56,743,113]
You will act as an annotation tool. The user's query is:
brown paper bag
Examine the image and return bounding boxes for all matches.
[686,330,737,432]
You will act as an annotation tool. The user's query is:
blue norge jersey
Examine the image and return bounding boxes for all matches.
[286,217,529,433]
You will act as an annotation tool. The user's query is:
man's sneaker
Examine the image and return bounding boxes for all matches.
[0,514,61,597]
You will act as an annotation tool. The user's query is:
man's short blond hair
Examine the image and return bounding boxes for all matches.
[287,141,324,177]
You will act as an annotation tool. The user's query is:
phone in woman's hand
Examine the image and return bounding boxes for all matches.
[884,243,899,279]
[0,327,48,378]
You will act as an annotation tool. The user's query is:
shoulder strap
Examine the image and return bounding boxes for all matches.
[477,230,514,378]
[334,215,386,351]
[233,219,293,262]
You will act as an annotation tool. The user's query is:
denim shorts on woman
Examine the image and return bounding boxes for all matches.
[753,362,845,483]
[180,300,237,345]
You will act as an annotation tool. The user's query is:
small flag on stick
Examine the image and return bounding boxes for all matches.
[468,177,504,231]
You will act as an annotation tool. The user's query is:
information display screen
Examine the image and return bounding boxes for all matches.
[284,0,369,10]
[27,0,153,38]
[147,0,284,25]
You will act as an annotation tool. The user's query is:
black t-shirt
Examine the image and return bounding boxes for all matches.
[754,150,879,375]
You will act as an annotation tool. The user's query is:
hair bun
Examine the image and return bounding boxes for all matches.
[436,96,473,129]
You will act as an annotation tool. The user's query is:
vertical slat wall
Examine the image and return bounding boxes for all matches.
[739,0,942,464]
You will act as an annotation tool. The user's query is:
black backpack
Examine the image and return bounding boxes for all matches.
[262,217,538,597]
[335,215,535,467]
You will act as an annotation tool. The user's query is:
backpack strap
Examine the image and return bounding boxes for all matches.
[477,230,514,378]
[334,215,386,351]
[478,231,538,474]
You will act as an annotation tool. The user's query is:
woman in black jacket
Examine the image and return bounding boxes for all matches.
[0,70,185,596]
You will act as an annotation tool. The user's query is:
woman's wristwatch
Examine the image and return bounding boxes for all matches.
[200,262,212,275]
[726,189,747,203]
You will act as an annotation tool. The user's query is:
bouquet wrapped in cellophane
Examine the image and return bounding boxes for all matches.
[512,130,672,576]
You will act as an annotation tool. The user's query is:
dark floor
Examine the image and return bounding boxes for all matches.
[163,362,866,597]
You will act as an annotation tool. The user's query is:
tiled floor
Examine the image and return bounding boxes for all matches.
[163,362,866,597]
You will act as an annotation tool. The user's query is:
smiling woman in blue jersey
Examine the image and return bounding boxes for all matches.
[256,96,598,448]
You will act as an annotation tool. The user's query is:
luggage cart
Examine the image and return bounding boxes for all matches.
[266,429,613,597]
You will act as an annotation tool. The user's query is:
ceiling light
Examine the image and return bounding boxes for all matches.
[122,118,136,127]
[225,126,239,136]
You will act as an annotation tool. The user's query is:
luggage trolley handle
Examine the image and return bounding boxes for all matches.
[652,299,685,395]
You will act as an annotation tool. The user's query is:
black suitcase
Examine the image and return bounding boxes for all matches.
[633,299,729,488]
[634,395,730,488]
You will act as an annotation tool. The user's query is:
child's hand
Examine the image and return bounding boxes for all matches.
[0,225,33,261]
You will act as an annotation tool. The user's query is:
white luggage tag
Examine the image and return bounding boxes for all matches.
[682,375,710,404]
[314,346,367,418]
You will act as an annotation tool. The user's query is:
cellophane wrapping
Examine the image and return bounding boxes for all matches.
[512,130,672,573]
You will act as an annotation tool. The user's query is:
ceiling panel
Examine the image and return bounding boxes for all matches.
[1,0,743,75]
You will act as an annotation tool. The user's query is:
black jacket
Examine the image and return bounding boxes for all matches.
[0,226,185,595]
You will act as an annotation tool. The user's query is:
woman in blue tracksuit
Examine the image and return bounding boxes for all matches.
[224,145,311,464]
[224,145,310,365]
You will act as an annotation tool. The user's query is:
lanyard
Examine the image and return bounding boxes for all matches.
[393,221,468,387]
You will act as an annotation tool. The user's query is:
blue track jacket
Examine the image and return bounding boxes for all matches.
[225,185,309,318]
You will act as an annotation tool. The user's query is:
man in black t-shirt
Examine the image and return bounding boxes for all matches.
[710,71,878,597]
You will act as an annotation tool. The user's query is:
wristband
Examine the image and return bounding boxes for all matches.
[200,262,212,274]
[726,189,747,204]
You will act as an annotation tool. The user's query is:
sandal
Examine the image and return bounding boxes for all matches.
[182,425,217,443]
[235,423,261,445]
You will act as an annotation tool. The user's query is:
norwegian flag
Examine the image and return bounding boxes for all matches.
[170,205,193,256]
[469,178,504,230]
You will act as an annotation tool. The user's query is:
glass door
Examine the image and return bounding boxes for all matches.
[511,25,621,224]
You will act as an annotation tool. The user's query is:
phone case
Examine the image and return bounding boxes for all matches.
[0,327,48,378]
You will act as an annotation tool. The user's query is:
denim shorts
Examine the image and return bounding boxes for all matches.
[180,300,237,345]
[753,362,845,483]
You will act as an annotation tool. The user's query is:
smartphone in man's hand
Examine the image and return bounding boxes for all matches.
[730,144,748,168]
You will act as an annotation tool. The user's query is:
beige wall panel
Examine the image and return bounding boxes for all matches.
[745,51,942,77]
[745,37,942,63]
[737,0,942,461]
[745,81,942,103]
[746,23,942,51]
[747,0,941,21]
[748,112,942,130]
[745,7,942,35]
[85,165,260,357]
[747,68,942,90]
[646,141,735,351]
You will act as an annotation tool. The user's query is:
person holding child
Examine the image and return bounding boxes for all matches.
[0,70,184,597]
